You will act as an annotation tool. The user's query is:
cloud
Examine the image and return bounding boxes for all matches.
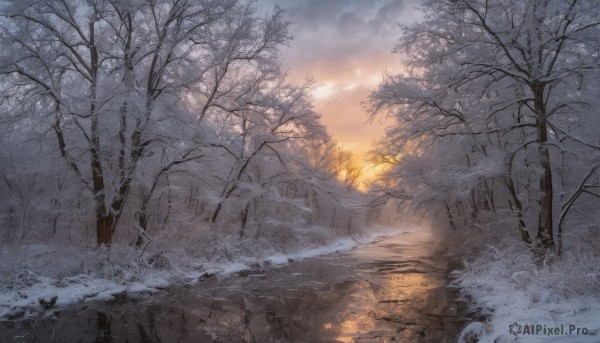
[257,0,421,175]
[284,0,418,63]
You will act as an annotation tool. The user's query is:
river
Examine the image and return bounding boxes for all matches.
[1,229,466,342]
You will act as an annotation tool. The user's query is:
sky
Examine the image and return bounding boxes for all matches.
[258,0,421,184]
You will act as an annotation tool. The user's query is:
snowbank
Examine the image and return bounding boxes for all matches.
[454,243,600,342]
[0,224,411,320]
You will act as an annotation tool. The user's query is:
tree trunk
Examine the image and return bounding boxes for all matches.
[504,177,532,244]
[533,83,554,250]
[240,202,250,238]
[469,189,478,222]
[96,214,114,245]
[211,202,224,223]
[444,201,457,231]
[135,211,149,248]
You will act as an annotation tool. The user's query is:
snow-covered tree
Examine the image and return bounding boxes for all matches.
[0,0,363,254]
[367,0,600,254]
[0,0,292,245]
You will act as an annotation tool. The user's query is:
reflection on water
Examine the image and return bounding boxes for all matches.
[96,311,111,342]
[0,230,466,342]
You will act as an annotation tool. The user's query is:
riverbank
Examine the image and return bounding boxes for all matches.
[1,226,466,342]
[453,241,600,342]
[0,225,415,321]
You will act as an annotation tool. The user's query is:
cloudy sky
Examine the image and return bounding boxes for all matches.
[258,0,421,182]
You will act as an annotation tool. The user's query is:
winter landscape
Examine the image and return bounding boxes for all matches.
[1,0,600,342]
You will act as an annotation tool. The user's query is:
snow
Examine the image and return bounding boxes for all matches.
[0,275,125,319]
[264,236,365,265]
[263,224,421,264]
[454,244,600,343]
[0,225,413,321]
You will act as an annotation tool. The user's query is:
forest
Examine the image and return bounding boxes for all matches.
[1,0,600,342]
[368,0,600,257]
[0,0,376,322]
[365,1,600,340]
[0,0,364,250]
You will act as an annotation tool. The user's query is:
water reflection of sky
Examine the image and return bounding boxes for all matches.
[0,229,462,342]
[318,230,449,342]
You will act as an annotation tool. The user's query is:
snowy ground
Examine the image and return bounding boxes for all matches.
[454,243,600,343]
[0,224,417,321]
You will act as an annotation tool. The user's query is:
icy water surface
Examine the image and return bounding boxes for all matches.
[1,230,466,342]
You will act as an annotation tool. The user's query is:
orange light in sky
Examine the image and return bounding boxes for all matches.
[287,53,402,189]
[260,0,422,189]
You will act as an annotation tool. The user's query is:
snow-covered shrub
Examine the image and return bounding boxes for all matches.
[0,244,88,291]
[452,231,600,342]
[456,240,600,303]
[0,243,178,291]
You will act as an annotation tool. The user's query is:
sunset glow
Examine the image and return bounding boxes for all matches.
[260,0,421,188]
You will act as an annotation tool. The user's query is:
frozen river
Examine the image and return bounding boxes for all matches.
[1,229,466,342]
